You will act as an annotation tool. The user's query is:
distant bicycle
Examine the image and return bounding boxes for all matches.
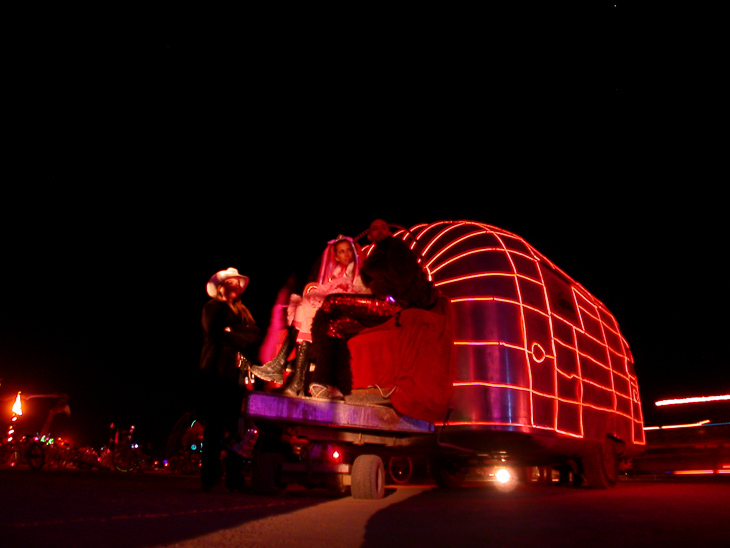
[0,435,46,471]
[41,437,75,469]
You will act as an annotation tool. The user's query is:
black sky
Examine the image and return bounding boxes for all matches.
[2,4,726,454]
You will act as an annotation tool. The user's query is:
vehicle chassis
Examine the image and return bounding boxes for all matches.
[244,391,434,499]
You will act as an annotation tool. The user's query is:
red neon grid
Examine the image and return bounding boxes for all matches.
[396,221,645,447]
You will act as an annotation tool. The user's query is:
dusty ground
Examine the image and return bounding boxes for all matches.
[3,468,730,547]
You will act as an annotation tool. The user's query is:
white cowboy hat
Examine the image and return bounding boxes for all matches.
[206,267,250,298]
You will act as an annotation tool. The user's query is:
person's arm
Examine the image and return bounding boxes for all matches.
[202,301,260,351]
[227,323,261,349]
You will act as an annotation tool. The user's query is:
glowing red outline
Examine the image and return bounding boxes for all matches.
[644,420,710,430]
[404,221,644,446]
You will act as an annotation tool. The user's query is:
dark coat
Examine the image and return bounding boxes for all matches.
[198,298,260,491]
[200,299,261,384]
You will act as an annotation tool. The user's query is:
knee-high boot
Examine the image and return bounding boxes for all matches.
[250,326,298,384]
[282,341,310,397]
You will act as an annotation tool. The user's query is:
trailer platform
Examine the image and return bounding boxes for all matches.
[245,391,433,435]
[243,391,435,499]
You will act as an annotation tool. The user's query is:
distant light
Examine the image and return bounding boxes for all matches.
[12,392,23,416]
[644,419,710,430]
[673,470,715,475]
[655,394,730,407]
[495,468,512,484]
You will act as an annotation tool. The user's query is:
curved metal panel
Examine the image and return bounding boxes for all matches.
[396,221,645,450]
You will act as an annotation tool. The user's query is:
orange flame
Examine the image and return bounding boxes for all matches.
[12,392,23,416]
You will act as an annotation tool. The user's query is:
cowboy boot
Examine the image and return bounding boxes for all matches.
[250,326,298,383]
[282,341,310,397]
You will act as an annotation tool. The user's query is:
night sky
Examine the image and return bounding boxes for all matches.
[2,5,725,455]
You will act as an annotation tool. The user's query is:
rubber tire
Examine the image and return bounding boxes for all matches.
[113,447,137,473]
[351,455,386,499]
[582,437,619,489]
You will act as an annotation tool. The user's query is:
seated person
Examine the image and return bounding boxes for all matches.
[308,235,441,400]
[250,235,367,396]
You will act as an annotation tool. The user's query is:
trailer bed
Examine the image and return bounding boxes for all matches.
[245,391,434,435]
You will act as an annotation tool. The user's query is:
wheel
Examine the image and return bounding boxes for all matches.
[430,457,465,490]
[351,455,385,499]
[387,456,413,484]
[113,447,138,473]
[25,442,45,471]
[581,437,619,489]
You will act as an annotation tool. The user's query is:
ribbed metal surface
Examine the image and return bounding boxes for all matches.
[395,221,645,449]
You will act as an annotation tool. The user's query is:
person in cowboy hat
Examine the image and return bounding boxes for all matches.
[198,267,260,492]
